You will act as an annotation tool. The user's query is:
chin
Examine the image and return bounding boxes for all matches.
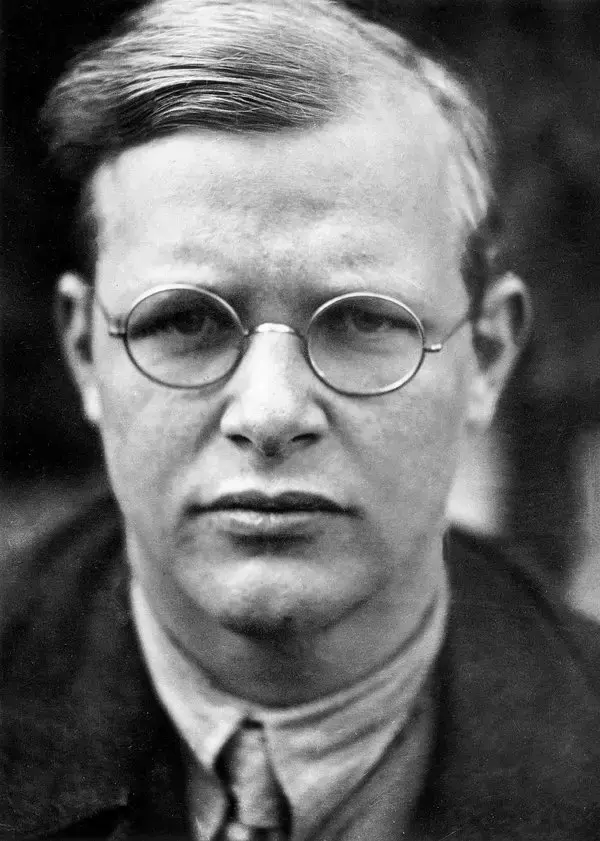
[183,560,358,642]
[219,608,303,641]
[210,584,334,642]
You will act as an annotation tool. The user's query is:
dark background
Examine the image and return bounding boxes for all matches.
[4,1,600,584]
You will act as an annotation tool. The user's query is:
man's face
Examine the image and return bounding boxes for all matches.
[83,101,476,648]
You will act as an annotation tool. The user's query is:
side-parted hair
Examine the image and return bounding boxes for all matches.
[43,0,496,304]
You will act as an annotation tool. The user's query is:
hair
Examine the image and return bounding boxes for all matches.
[43,0,497,306]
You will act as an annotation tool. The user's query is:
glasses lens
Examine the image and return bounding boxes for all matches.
[308,295,424,394]
[126,288,242,387]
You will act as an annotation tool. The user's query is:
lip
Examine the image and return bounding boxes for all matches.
[200,490,350,514]
[190,490,352,539]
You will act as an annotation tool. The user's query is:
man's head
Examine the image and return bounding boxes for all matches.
[51,0,529,702]
[46,0,492,292]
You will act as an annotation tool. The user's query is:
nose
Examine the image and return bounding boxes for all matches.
[219,330,328,459]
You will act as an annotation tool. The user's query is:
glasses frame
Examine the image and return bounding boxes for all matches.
[96,284,471,397]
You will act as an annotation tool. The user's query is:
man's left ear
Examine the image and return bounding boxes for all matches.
[467,272,532,430]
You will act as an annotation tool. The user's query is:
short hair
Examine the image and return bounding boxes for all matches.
[43,0,496,305]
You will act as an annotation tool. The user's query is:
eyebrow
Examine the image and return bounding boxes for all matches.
[171,243,219,264]
[133,245,431,311]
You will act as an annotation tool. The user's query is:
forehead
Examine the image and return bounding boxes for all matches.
[91,95,466,311]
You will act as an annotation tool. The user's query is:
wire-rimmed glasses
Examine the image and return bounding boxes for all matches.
[96,284,470,397]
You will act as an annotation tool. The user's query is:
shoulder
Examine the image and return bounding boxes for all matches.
[2,482,122,590]
[444,527,600,689]
[0,487,169,838]
[0,484,126,674]
[415,529,600,838]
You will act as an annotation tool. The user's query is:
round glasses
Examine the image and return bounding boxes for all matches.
[97,285,469,397]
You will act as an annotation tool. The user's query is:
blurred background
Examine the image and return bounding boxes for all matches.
[3,0,600,616]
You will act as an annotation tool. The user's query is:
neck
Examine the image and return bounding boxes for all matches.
[168,589,443,707]
[137,540,445,707]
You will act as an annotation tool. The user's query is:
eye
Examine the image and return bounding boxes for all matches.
[310,297,422,363]
[162,307,215,337]
[131,306,211,338]
[335,301,418,337]
[127,293,236,347]
[345,307,402,334]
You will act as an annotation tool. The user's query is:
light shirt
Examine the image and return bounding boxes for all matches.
[131,578,448,841]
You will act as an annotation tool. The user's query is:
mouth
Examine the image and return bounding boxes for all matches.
[203,491,349,514]
[192,491,352,540]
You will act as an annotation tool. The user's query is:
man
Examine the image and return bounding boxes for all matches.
[2,1,600,839]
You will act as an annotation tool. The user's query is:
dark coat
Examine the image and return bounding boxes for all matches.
[2,490,600,840]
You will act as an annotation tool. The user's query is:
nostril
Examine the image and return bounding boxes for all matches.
[227,433,283,458]
[258,432,318,459]
[229,433,252,450]
[295,432,318,446]
[226,431,318,459]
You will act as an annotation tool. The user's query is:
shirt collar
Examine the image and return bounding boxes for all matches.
[131,576,448,840]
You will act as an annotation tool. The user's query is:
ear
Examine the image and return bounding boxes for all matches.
[55,272,102,426]
[466,272,532,431]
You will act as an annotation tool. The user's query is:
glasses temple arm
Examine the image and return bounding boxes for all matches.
[423,310,473,354]
[94,296,127,337]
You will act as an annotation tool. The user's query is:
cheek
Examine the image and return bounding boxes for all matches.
[350,363,469,514]
[94,354,211,501]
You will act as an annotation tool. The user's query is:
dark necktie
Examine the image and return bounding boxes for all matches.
[219,721,289,841]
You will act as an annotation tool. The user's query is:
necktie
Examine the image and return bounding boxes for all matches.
[218,720,289,841]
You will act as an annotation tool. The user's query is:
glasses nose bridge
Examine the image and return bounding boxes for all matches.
[241,320,309,375]
[247,322,303,339]
[230,320,320,405]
